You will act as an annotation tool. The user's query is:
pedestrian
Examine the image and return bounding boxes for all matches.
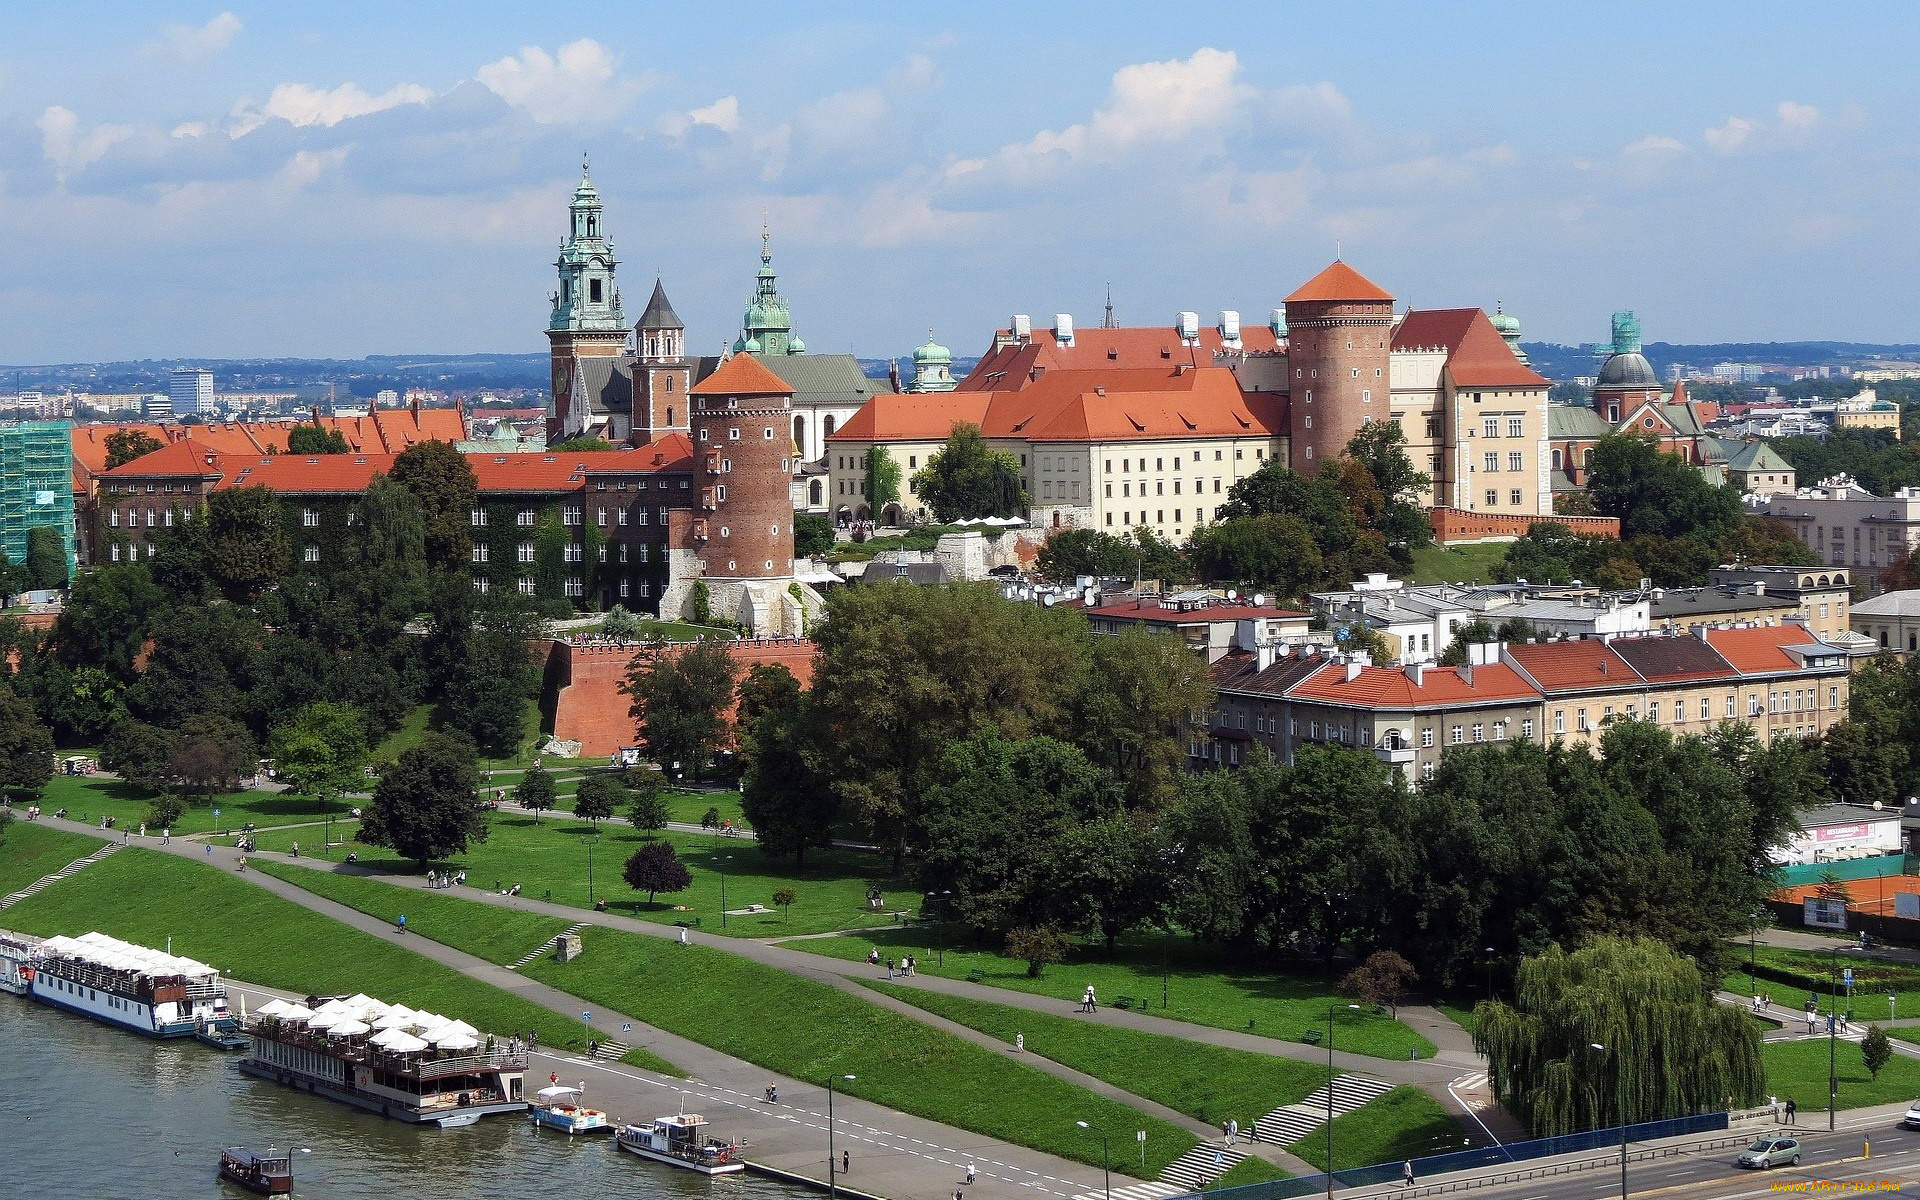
[886,957,896,978]
[1015,1032,1023,1052]
[966,1164,977,1185]
[1227,1118,1239,1145]
[679,926,690,946]
[1785,1097,1797,1124]
[162,827,170,845]
[530,1029,539,1050]
[205,843,212,856]
[1403,1159,1415,1188]
[1087,986,1097,1013]
[842,1150,850,1174]
[139,823,146,839]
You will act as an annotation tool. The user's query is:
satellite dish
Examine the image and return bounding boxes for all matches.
[1043,595,1056,607]
[1874,801,1884,811]
[1253,593,1268,607]
[1226,589,1238,600]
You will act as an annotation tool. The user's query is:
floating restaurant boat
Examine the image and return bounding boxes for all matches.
[531,1083,613,1135]
[239,994,528,1127]
[0,933,37,996]
[28,931,234,1038]
[615,1112,745,1175]
[216,1147,293,1196]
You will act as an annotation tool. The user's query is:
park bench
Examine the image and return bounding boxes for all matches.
[1300,1028,1321,1045]
[966,969,986,983]
[675,917,703,929]
[1113,996,1138,1011]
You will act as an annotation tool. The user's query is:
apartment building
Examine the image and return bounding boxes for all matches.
[1764,476,1920,588]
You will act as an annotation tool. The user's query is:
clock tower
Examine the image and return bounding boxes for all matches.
[545,156,627,441]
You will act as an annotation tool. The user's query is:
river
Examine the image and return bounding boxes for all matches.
[0,995,820,1200]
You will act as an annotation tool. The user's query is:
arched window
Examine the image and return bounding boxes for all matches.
[1552,448,1563,469]
[794,414,807,451]
[823,415,837,437]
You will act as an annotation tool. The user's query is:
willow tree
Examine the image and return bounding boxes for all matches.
[1475,936,1763,1137]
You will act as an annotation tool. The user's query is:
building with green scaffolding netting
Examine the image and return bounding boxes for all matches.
[0,421,76,580]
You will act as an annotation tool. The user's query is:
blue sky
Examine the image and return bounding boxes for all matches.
[3,2,1914,364]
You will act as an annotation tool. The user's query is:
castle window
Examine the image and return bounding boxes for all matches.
[1362,389,1371,402]
[518,510,535,527]
[596,508,607,525]
[766,561,775,571]
[729,428,740,441]
[770,524,780,535]
[1485,489,1497,507]
[720,526,730,537]
[1507,416,1524,437]
[1510,489,1523,506]
[304,546,320,563]
[698,429,708,441]
[1509,452,1524,471]
[716,486,727,502]
[590,279,602,303]
[302,508,318,527]
[1483,416,1499,438]
[764,427,775,439]
[1304,416,1313,429]
[518,577,535,595]
[667,379,675,393]
[1352,368,1359,378]
[722,459,732,473]
[518,542,536,563]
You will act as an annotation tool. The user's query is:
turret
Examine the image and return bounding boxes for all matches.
[1282,261,1394,475]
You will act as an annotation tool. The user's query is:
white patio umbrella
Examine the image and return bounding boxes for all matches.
[255,998,291,1018]
[431,1031,480,1051]
[327,1019,372,1037]
[372,1029,428,1053]
[443,1019,478,1036]
[276,1004,316,1023]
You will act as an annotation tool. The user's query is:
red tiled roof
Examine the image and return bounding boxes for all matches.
[960,324,1284,392]
[827,393,992,443]
[100,437,224,478]
[104,443,689,497]
[691,353,795,396]
[1083,599,1309,624]
[72,412,469,481]
[1503,640,1644,692]
[1702,623,1829,674]
[1391,308,1549,389]
[1287,660,1538,708]
[217,454,395,494]
[1284,261,1394,304]
[979,367,1284,443]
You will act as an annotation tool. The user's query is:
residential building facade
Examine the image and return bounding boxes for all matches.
[1764,476,1920,587]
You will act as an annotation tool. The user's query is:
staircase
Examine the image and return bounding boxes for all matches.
[1254,1074,1394,1147]
[1,842,122,910]
[507,922,590,971]
[592,1038,631,1062]
[1157,1142,1250,1192]
[1071,1182,1183,1200]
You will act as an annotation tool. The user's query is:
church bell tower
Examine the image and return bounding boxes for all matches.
[545,156,627,441]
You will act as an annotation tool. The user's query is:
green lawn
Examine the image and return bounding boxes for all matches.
[253,861,576,966]
[867,980,1327,1127]
[243,864,1198,1175]
[0,820,107,896]
[2,847,679,1074]
[32,775,343,836]
[784,929,1434,1061]
[1405,541,1510,586]
[1287,1087,1467,1171]
[1434,1003,1479,1038]
[1762,1036,1920,1111]
[376,699,546,770]
[371,704,434,762]
[1207,1157,1292,1189]
[310,814,906,936]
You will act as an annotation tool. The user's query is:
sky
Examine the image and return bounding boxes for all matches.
[2,2,1916,365]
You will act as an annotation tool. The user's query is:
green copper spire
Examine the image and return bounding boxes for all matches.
[1610,310,1642,355]
[549,154,624,332]
[738,217,796,356]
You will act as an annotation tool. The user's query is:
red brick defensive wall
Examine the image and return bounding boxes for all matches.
[1427,507,1621,546]
[542,636,817,758]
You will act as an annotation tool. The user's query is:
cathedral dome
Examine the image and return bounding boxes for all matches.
[786,337,805,354]
[913,335,952,366]
[1597,350,1658,388]
[741,335,763,354]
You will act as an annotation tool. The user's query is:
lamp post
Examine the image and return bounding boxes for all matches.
[719,854,733,930]
[827,1073,855,1199]
[1828,947,1841,1131]
[1589,1042,1626,1200]
[1327,1003,1359,1198]
[1483,946,1497,1002]
[1075,1120,1111,1200]
[927,889,953,967]
[588,828,600,906]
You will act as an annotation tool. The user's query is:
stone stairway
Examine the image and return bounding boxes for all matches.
[1158,1141,1250,1192]
[506,922,590,970]
[1254,1074,1393,1147]
[592,1038,631,1061]
[1,842,122,910]
[1071,1182,1183,1200]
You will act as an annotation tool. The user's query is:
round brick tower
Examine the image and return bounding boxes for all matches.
[1282,261,1395,475]
[689,352,796,580]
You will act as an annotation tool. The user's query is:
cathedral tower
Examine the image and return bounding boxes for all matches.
[732,227,800,357]
[1282,261,1395,475]
[545,157,626,440]
[629,278,692,444]
[690,352,796,583]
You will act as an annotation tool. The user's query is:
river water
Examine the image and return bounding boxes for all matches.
[0,995,819,1200]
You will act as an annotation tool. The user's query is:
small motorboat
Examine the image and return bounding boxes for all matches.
[217,1147,293,1195]
[531,1083,612,1135]
[616,1112,744,1174]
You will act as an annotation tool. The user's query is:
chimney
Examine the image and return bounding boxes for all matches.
[411,393,421,420]
[1345,652,1369,682]
[310,405,322,425]
[1405,661,1426,686]
[1256,643,1278,672]
[1054,313,1075,346]
[1012,314,1032,344]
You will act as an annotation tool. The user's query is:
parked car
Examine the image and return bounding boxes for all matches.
[1736,1137,1800,1169]
[1901,1101,1920,1130]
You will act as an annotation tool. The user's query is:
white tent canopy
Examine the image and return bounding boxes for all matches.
[370,1028,428,1053]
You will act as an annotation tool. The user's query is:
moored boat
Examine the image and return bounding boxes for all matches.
[239,993,528,1126]
[217,1147,293,1195]
[29,931,234,1038]
[531,1083,612,1135]
[615,1112,744,1175]
[0,933,37,996]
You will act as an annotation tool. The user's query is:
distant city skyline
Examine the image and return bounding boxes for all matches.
[3,2,1916,363]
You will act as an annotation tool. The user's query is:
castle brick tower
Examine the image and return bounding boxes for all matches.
[690,352,797,583]
[1282,261,1395,474]
[630,278,692,444]
[545,156,626,441]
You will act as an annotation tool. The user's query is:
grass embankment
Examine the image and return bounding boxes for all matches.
[253,861,573,965]
[3,847,680,1075]
[867,979,1324,1127]
[377,700,545,770]
[1725,945,1920,1019]
[787,929,1434,1061]
[1434,1003,1479,1038]
[1762,1037,1920,1111]
[1286,1087,1466,1171]
[1208,1157,1293,1189]
[33,775,342,836]
[1404,541,1510,586]
[318,815,906,936]
[253,865,1196,1174]
[0,821,107,895]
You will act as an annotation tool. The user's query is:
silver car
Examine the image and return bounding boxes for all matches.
[1736,1137,1801,1169]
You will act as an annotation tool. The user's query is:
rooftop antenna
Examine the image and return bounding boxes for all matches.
[581,152,590,178]
[761,207,771,264]
[1103,282,1115,329]
[1334,238,1341,261]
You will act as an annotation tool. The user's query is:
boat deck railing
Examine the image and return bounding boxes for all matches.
[184,981,224,1000]
[247,1022,525,1077]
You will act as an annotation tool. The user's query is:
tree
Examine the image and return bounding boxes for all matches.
[104,428,164,470]
[443,593,544,756]
[101,719,177,791]
[1340,422,1432,556]
[1438,620,1497,667]
[389,439,478,574]
[1188,514,1324,596]
[286,424,352,454]
[25,527,66,591]
[359,732,488,868]
[549,437,616,452]
[1037,528,1191,586]
[624,639,742,780]
[912,424,1026,521]
[514,765,557,821]
[1341,950,1420,1017]
[740,699,837,865]
[771,886,796,919]
[1475,937,1763,1138]
[0,689,54,801]
[735,663,802,734]
[1863,1024,1894,1080]
[625,773,670,835]
[1588,434,1744,541]
[1005,924,1069,978]
[622,840,692,903]
[0,551,25,608]
[602,604,645,642]
[204,485,289,601]
[168,714,258,797]
[794,512,835,558]
[1071,627,1214,809]
[265,701,369,809]
[862,447,902,511]
[1052,815,1162,953]
[575,773,627,826]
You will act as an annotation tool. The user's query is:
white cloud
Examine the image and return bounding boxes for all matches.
[1705,101,1832,155]
[1777,100,1821,135]
[1623,134,1687,157]
[143,12,243,65]
[1704,114,1758,154]
[657,94,742,139]
[476,39,653,124]
[170,121,211,139]
[1270,81,1351,124]
[228,81,434,133]
[37,106,136,182]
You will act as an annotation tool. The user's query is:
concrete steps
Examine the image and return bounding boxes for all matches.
[1,842,122,910]
[1158,1141,1249,1192]
[1254,1074,1393,1147]
[507,922,590,970]
[592,1038,631,1061]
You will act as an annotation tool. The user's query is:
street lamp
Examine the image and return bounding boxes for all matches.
[719,854,733,930]
[927,889,953,967]
[1827,946,1842,1131]
[1749,910,1769,999]
[1482,946,1497,1002]
[1326,1003,1359,1198]
[1590,1042,1626,1200]
[827,1073,856,1199]
[588,828,600,907]
[1075,1120,1111,1200]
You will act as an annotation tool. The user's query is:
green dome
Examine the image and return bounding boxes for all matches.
[786,337,805,354]
[1490,305,1519,336]
[741,335,762,354]
[913,334,952,365]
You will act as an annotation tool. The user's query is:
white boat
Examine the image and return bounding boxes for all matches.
[0,934,37,996]
[531,1084,612,1135]
[616,1112,744,1175]
[29,932,233,1038]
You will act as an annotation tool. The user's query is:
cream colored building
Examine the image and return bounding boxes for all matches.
[1765,476,1920,587]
